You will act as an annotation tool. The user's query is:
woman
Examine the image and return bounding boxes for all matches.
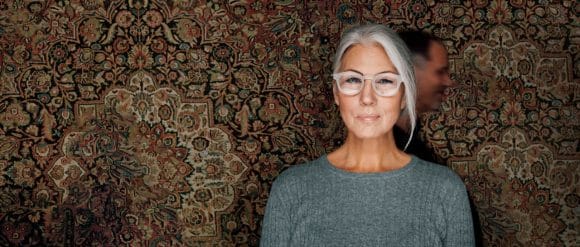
[261,24,475,246]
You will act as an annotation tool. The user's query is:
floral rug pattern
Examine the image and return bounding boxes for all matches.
[0,0,577,246]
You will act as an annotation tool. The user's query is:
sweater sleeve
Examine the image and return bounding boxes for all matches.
[442,175,476,247]
[260,176,293,247]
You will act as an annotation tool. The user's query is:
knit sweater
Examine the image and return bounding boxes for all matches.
[260,155,474,246]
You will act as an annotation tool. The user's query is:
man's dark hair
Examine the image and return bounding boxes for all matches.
[397,30,441,61]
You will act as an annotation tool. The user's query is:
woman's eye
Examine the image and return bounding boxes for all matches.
[345,77,362,83]
[376,79,393,84]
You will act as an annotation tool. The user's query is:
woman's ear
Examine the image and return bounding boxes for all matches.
[333,85,340,106]
[400,88,406,110]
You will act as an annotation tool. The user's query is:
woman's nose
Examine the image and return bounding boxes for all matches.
[359,79,376,105]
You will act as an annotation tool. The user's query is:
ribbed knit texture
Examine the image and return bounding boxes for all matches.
[260,155,475,247]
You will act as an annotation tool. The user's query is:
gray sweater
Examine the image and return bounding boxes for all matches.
[260,155,475,246]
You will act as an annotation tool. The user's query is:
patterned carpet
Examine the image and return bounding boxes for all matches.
[0,1,577,246]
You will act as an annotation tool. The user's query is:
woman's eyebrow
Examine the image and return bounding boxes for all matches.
[341,69,363,74]
[342,69,399,75]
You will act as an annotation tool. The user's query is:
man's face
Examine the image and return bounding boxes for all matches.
[414,41,455,113]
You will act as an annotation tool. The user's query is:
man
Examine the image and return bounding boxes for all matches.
[397,30,483,247]
[395,30,455,163]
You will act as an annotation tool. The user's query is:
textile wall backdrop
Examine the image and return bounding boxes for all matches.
[0,0,577,246]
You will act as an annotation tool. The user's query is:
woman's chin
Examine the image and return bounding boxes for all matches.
[348,130,388,141]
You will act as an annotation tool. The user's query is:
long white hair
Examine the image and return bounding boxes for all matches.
[332,24,417,149]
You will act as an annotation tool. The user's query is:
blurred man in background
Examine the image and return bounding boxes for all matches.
[398,30,483,247]
[395,30,455,163]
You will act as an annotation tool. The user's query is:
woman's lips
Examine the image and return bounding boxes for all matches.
[356,114,380,122]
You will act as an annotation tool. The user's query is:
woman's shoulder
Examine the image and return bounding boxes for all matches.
[411,157,466,189]
[271,156,328,187]
[278,156,327,178]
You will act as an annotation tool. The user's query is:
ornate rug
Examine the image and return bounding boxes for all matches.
[0,1,577,246]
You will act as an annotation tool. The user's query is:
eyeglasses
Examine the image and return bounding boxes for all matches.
[332,71,403,97]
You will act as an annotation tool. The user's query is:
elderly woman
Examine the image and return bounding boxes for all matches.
[260,24,474,246]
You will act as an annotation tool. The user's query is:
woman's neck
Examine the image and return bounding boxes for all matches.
[327,134,410,173]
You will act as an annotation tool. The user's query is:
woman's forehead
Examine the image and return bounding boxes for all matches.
[340,44,396,71]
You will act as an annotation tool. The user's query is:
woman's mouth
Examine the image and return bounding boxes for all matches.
[356,114,380,122]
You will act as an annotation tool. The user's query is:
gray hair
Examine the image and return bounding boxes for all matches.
[332,24,417,150]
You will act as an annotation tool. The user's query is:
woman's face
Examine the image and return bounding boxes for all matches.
[334,43,405,140]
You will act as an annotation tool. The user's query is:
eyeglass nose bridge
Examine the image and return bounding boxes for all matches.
[361,75,376,82]
[359,75,379,95]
